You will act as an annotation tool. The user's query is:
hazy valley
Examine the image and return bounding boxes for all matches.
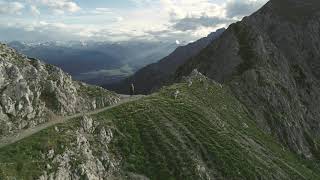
[8,41,179,86]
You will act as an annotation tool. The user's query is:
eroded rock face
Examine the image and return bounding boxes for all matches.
[39,117,120,180]
[81,116,94,133]
[0,44,120,137]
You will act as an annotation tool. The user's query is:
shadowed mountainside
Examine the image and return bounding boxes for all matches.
[175,0,320,159]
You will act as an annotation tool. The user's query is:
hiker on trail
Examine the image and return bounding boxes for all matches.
[130,83,135,96]
[173,90,180,99]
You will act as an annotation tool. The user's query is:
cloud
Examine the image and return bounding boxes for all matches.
[29,0,80,14]
[160,0,268,35]
[116,17,124,22]
[0,1,24,15]
[0,20,150,42]
[30,5,40,15]
[1,21,90,41]
[92,8,112,15]
[165,0,268,30]
[130,0,153,7]
[0,0,269,42]
[172,15,231,31]
[225,0,268,18]
[159,0,226,20]
[122,0,230,40]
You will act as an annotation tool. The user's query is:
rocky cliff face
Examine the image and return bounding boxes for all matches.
[38,116,121,180]
[0,43,120,137]
[176,0,320,159]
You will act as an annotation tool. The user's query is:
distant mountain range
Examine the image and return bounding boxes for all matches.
[8,40,179,85]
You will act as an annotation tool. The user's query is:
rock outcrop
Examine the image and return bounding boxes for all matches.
[0,43,120,137]
[38,116,120,180]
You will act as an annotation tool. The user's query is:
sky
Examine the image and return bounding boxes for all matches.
[0,0,268,42]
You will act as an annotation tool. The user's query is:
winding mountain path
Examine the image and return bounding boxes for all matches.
[0,95,145,149]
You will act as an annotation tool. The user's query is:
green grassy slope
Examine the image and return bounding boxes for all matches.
[0,75,319,179]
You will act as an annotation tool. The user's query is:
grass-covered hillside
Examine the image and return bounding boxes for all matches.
[0,72,319,179]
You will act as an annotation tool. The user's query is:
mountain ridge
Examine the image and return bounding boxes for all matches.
[1,71,320,179]
[175,0,320,159]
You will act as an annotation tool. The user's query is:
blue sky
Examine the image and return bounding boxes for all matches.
[0,0,268,42]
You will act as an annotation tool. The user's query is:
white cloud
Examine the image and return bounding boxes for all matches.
[29,0,80,13]
[225,0,268,18]
[116,16,124,22]
[0,1,24,15]
[92,8,112,15]
[172,16,230,31]
[0,0,269,42]
[191,24,226,37]
[130,0,153,7]
[30,5,40,15]
[150,0,268,39]
[52,9,65,15]
[159,0,226,20]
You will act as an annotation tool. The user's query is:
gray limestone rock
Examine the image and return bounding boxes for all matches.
[39,124,120,180]
[0,44,120,138]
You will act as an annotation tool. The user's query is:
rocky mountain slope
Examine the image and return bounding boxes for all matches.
[1,71,320,179]
[175,0,320,159]
[0,43,120,138]
[106,28,225,94]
